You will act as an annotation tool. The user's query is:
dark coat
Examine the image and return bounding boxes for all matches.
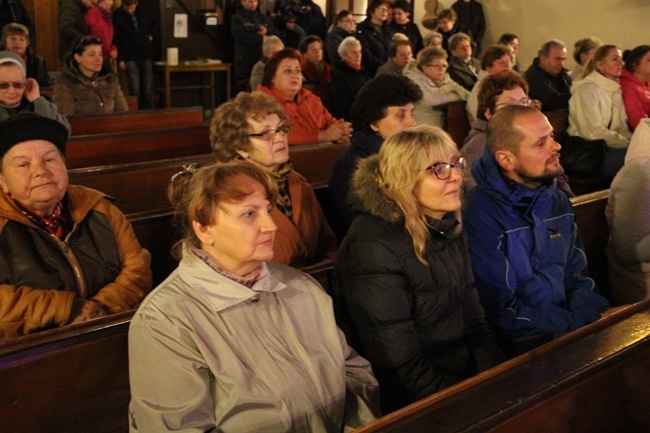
[333,154,505,413]
[448,56,480,91]
[113,3,158,62]
[58,0,90,60]
[231,7,278,80]
[388,21,423,54]
[325,24,352,64]
[329,60,371,120]
[0,0,32,33]
[451,0,485,53]
[24,47,52,87]
[524,57,573,111]
[355,18,393,76]
[328,129,383,232]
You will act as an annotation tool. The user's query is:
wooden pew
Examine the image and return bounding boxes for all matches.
[571,190,610,298]
[68,155,214,215]
[66,141,347,216]
[354,299,650,433]
[546,108,569,145]
[67,106,205,136]
[65,125,211,169]
[1,299,645,433]
[0,311,133,433]
[289,141,348,188]
[445,101,471,147]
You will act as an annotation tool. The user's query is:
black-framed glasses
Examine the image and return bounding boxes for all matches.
[248,125,291,141]
[426,156,467,180]
[0,81,25,90]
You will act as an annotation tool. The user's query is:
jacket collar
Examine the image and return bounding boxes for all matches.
[472,148,555,222]
[572,70,621,94]
[0,185,106,228]
[349,129,383,158]
[179,248,287,313]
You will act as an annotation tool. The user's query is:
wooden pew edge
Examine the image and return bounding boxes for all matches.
[353,299,650,432]
[66,105,204,120]
[569,189,610,207]
[0,310,134,358]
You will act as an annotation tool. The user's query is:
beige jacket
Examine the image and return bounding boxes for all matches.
[606,119,650,304]
[128,251,380,432]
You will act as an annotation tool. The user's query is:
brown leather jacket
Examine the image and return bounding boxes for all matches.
[0,185,151,338]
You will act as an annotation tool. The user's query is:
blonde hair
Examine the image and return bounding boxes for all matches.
[582,44,619,79]
[376,125,461,264]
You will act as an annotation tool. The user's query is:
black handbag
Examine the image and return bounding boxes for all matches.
[560,135,607,176]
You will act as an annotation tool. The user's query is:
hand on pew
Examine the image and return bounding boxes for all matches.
[320,119,353,144]
[69,299,109,324]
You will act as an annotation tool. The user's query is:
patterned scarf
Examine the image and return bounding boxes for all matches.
[270,162,293,220]
[191,247,262,288]
[11,195,69,239]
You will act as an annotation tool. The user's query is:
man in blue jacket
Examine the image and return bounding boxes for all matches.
[464,105,611,354]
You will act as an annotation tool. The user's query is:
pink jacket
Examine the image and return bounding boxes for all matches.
[257,85,336,145]
[620,69,650,129]
[85,5,117,61]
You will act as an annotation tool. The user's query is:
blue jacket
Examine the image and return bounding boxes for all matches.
[463,149,610,339]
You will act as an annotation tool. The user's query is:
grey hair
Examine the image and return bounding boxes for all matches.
[262,35,284,56]
[423,31,442,47]
[416,47,447,70]
[338,36,361,58]
[448,32,471,51]
[538,39,566,57]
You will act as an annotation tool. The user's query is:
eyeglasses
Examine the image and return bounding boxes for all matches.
[496,97,532,108]
[0,81,25,90]
[425,62,448,69]
[425,156,467,180]
[249,125,291,141]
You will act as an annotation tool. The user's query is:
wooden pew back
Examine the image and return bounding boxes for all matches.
[571,190,610,297]
[0,312,133,433]
[354,300,650,433]
[445,101,471,147]
[69,155,214,215]
[546,108,569,144]
[67,106,205,136]
[65,125,211,169]
[66,142,347,216]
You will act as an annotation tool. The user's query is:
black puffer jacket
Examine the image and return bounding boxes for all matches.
[333,155,504,414]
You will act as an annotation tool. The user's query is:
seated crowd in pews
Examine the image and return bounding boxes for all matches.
[1,0,649,431]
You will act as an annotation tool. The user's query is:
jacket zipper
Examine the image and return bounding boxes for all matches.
[48,232,89,299]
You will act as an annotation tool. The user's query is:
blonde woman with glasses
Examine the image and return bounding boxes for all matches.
[333,125,504,414]
[405,46,469,127]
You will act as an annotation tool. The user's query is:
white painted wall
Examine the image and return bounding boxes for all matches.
[413,0,650,71]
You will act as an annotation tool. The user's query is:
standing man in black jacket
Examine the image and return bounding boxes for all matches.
[58,0,94,60]
[114,0,158,110]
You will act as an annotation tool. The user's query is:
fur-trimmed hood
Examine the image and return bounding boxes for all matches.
[350,154,404,224]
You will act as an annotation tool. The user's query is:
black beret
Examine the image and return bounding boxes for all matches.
[0,113,69,159]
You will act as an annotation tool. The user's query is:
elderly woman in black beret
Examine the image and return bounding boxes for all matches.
[0,113,151,338]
